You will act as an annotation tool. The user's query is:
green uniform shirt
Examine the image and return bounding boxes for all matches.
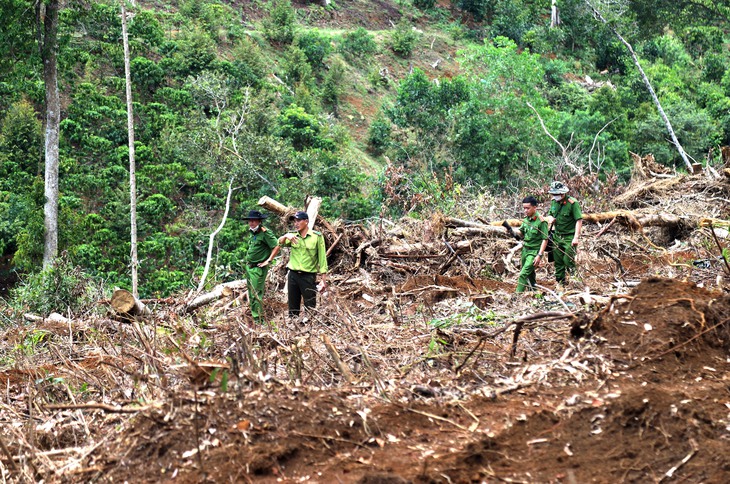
[246,227,278,264]
[281,230,328,274]
[548,197,582,237]
[520,216,549,251]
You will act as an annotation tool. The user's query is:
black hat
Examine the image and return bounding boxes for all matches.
[243,210,267,220]
[289,211,309,220]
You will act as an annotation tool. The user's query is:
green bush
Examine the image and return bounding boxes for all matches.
[367,115,391,155]
[321,58,345,109]
[390,19,419,58]
[282,45,313,85]
[263,0,297,45]
[339,28,378,60]
[413,0,436,9]
[10,255,99,317]
[296,30,332,70]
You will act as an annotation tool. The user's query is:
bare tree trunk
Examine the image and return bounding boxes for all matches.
[40,0,60,268]
[550,0,560,27]
[121,0,139,296]
[584,0,694,173]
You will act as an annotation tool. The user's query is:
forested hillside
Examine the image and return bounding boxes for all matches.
[1,0,729,299]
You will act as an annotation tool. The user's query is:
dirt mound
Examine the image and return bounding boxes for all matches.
[584,278,730,379]
[432,385,730,483]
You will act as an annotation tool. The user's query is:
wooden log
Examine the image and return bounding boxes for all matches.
[258,195,289,217]
[185,280,247,313]
[111,288,152,316]
[306,197,321,231]
[258,195,336,234]
[23,312,70,324]
[380,239,472,255]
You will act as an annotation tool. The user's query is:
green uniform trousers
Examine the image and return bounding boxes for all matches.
[552,233,576,284]
[246,265,269,324]
[517,249,539,293]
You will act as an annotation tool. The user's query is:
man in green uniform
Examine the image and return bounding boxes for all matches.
[546,181,583,286]
[243,210,280,324]
[513,196,549,293]
[278,211,328,317]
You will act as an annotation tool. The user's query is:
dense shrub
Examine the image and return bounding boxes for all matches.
[10,255,100,317]
[390,19,419,58]
[263,0,297,45]
[339,28,378,60]
[296,30,332,70]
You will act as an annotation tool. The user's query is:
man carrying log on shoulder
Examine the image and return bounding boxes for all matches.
[545,181,583,288]
[508,196,550,293]
[243,210,280,324]
[278,211,328,318]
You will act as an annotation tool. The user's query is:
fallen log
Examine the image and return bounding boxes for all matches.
[23,312,70,324]
[111,288,152,317]
[381,239,472,256]
[185,280,247,313]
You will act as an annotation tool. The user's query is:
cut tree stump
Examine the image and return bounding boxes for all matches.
[111,288,152,317]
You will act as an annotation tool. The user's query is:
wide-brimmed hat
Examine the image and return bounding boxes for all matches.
[243,210,267,220]
[288,211,309,221]
[548,181,569,194]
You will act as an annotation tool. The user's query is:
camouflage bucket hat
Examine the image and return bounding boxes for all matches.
[548,181,569,194]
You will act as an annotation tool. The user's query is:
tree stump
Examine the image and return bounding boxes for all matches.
[111,288,151,317]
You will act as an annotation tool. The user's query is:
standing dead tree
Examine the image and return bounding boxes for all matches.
[584,0,694,173]
[194,178,238,295]
[527,101,615,177]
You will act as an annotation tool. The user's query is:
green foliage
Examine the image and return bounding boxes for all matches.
[681,26,724,58]
[389,19,419,58]
[321,58,345,109]
[413,0,436,9]
[263,0,297,45]
[457,0,490,21]
[368,115,392,155]
[0,99,41,190]
[10,255,99,317]
[131,57,165,95]
[641,35,693,69]
[339,27,378,60]
[296,29,332,70]
[229,37,268,89]
[129,9,165,48]
[491,0,533,44]
[635,102,721,168]
[277,104,333,151]
[282,45,313,86]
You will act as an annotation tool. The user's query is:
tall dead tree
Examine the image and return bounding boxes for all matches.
[584,0,694,173]
[38,0,60,268]
[120,0,139,296]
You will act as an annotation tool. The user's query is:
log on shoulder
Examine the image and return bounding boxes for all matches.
[112,288,152,317]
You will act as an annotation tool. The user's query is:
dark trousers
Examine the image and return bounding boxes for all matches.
[287,270,317,317]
